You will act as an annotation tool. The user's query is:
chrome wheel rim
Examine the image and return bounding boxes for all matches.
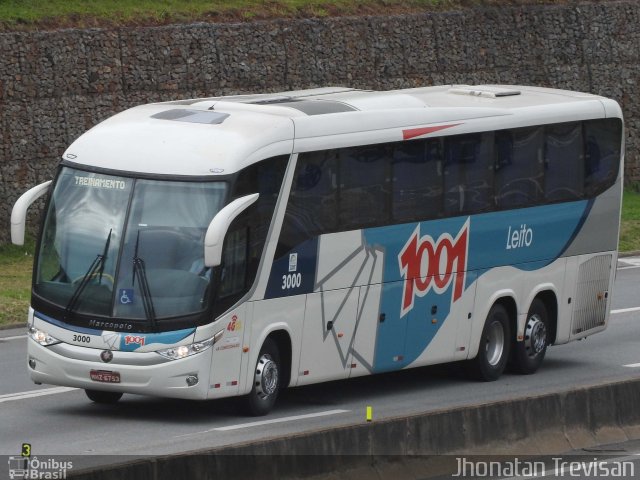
[524,314,547,356]
[255,353,278,400]
[485,320,505,366]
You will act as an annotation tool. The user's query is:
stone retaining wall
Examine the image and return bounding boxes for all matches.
[1,0,639,243]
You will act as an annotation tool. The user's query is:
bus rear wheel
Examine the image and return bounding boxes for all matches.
[85,389,123,404]
[468,304,510,381]
[511,299,548,374]
[242,338,280,416]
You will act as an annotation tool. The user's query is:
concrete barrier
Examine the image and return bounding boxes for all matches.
[70,378,640,479]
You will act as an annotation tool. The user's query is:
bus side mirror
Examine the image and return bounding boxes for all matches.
[11,180,52,246]
[204,193,259,267]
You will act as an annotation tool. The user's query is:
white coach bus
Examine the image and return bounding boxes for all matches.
[12,85,623,415]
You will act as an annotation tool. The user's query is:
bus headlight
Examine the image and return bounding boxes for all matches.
[29,327,61,346]
[156,329,224,360]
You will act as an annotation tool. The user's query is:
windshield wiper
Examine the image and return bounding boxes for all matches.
[65,229,112,318]
[132,230,158,331]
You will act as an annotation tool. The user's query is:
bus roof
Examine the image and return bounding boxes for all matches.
[63,85,622,176]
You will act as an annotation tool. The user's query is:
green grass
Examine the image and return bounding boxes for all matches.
[0,238,35,328]
[0,0,579,30]
[619,187,640,253]
[1,189,639,327]
[0,0,447,30]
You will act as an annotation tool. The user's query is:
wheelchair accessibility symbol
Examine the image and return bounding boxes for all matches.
[119,289,134,305]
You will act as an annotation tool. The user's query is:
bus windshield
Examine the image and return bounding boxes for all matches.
[35,167,227,321]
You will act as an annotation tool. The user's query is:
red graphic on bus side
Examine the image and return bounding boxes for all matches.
[398,219,469,317]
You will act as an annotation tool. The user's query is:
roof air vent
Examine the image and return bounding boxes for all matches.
[448,86,521,98]
[151,109,230,124]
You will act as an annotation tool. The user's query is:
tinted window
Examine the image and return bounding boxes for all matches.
[584,118,622,196]
[544,122,584,202]
[392,139,443,222]
[339,145,391,230]
[495,127,544,208]
[278,118,621,257]
[444,133,494,214]
[279,150,338,255]
[215,155,287,313]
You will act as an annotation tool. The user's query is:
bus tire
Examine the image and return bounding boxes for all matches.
[242,338,280,416]
[511,298,548,374]
[468,304,510,381]
[85,389,123,404]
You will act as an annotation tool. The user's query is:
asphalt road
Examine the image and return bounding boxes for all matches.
[1,257,639,470]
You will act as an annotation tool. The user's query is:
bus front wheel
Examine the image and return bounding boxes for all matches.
[468,304,510,381]
[511,299,548,374]
[242,338,280,416]
[85,389,123,404]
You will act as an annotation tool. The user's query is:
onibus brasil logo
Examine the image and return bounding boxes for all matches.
[398,219,469,318]
[8,443,73,479]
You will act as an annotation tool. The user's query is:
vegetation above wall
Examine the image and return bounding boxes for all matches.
[0,0,613,31]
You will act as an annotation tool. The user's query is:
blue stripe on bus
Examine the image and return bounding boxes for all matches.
[364,200,590,372]
[35,311,104,336]
[118,328,195,352]
[34,311,195,350]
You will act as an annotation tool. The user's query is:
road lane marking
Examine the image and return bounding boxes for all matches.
[611,307,640,315]
[213,409,350,431]
[174,409,350,438]
[0,386,77,403]
[0,334,27,341]
[617,265,640,270]
[623,363,640,368]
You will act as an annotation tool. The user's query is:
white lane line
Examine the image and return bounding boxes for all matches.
[623,363,640,368]
[214,409,350,431]
[0,334,27,341]
[617,265,640,270]
[0,386,77,403]
[611,307,640,315]
[175,409,350,438]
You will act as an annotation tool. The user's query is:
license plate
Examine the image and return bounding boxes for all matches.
[90,370,121,383]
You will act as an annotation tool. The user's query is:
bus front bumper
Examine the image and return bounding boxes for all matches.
[27,338,213,400]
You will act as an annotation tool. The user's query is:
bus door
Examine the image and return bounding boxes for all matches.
[370,272,477,371]
[451,271,477,362]
[297,288,359,385]
[369,281,410,373]
[296,231,368,385]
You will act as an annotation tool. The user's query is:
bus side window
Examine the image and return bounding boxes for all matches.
[392,139,443,223]
[444,133,493,215]
[584,118,622,197]
[544,122,584,202]
[339,145,391,230]
[277,150,338,258]
[215,156,287,312]
[495,127,544,209]
[218,225,248,299]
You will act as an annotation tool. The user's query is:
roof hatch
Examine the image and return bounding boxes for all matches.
[248,97,357,115]
[448,86,522,98]
[151,109,230,124]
